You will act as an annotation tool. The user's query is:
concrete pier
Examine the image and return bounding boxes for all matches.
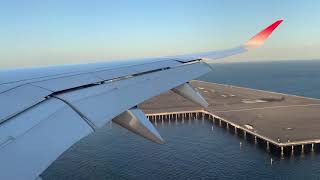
[140,80,320,156]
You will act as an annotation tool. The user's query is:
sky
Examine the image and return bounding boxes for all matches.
[0,0,319,68]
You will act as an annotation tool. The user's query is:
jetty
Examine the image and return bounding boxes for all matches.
[139,80,320,156]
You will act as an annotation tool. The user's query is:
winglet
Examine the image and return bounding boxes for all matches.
[244,19,283,49]
[169,19,284,62]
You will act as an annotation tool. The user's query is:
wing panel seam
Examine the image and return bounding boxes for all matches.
[52,96,96,131]
[0,98,47,125]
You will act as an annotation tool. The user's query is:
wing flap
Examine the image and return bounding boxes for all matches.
[0,98,93,180]
[0,84,52,124]
[56,62,211,128]
[0,59,183,124]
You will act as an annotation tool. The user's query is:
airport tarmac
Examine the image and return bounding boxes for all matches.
[139,80,320,149]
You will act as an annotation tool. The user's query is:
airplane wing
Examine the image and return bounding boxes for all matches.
[0,20,283,180]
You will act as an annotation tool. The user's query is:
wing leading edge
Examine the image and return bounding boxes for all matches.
[0,20,283,180]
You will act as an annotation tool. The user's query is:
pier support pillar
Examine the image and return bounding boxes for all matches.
[281,146,284,158]
[254,136,257,144]
[244,131,247,139]
[182,114,184,123]
[219,119,222,127]
[235,127,237,134]
[291,146,294,156]
[267,142,270,151]
[301,144,305,154]
[312,143,315,152]
[226,123,229,130]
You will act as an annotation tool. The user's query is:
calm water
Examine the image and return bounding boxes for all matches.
[43,60,320,180]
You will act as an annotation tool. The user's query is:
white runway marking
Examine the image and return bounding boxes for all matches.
[215,103,320,113]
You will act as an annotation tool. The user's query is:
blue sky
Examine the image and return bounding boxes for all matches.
[0,0,319,68]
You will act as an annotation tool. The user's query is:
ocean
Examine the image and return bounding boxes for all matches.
[42,60,320,180]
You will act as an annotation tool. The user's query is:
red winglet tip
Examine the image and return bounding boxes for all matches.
[245,19,283,49]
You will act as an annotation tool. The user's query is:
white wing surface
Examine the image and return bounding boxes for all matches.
[0,20,283,180]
